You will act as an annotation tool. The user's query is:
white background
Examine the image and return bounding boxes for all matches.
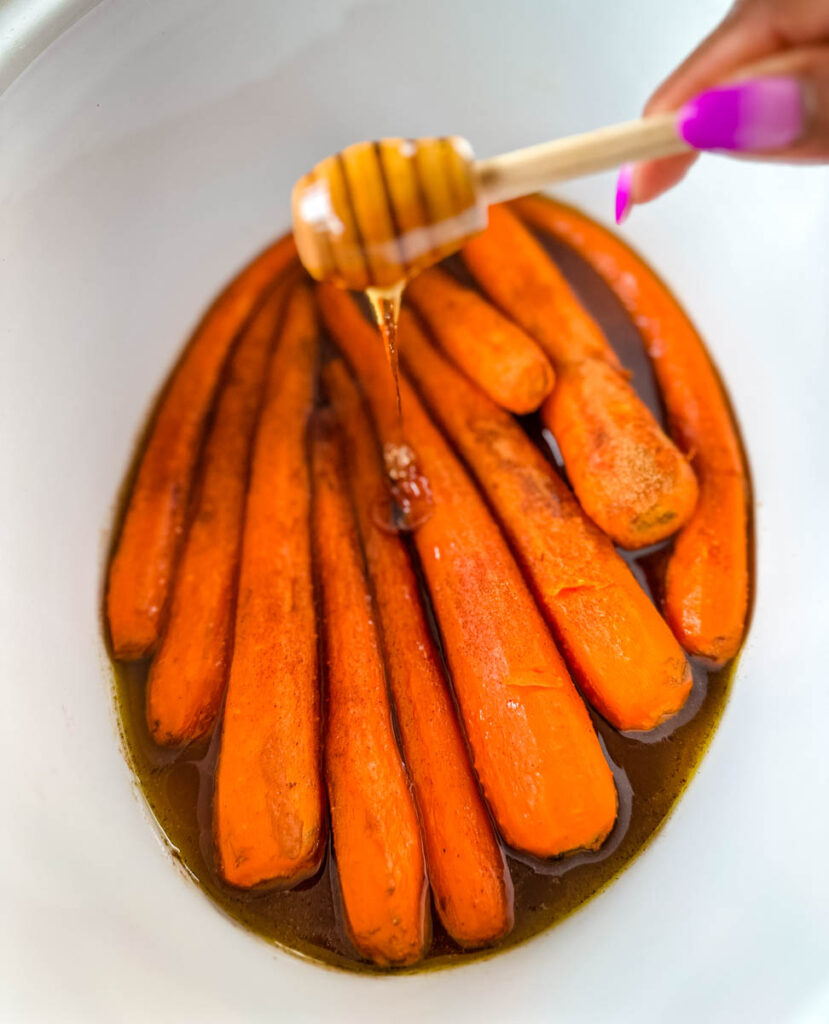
[1,1,828,1021]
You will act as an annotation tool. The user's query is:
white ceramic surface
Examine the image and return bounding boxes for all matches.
[2,1,828,1021]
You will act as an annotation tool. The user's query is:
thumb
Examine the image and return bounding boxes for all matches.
[619,46,829,218]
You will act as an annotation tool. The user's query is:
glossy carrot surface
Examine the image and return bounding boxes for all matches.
[213,281,324,889]
[325,359,513,947]
[463,205,697,549]
[107,234,297,658]
[312,410,428,966]
[463,203,616,366]
[513,195,748,661]
[406,267,554,414]
[319,286,618,858]
[400,311,692,731]
[147,279,290,745]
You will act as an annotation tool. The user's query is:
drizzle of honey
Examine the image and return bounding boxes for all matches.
[366,283,404,422]
[366,283,433,532]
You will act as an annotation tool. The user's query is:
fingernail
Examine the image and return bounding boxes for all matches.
[677,77,804,152]
[615,163,634,224]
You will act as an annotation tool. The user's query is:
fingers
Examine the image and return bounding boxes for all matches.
[618,0,829,216]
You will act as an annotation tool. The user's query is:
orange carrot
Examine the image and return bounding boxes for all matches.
[319,285,617,858]
[546,356,699,549]
[400,311,692,731]
[213,281,324,890]
[311,410,428,967]
[406,267,554,414]
[464,203,616,366]
[324,359,513,948]
[317,283,400,443]
[463,205,698,549]
[107,234,297,658]
[145,279,290,745]
[513,195,749,662]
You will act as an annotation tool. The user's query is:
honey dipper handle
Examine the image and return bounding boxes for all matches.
[474,113,688,205]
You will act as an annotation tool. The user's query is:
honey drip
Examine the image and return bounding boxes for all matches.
[366,283,433,532]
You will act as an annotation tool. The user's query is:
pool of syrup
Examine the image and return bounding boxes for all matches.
[110,205,752,974]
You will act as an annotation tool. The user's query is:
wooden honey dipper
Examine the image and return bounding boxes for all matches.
[291,114,689,290]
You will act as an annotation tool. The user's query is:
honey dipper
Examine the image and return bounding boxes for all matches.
[291,114,688,290]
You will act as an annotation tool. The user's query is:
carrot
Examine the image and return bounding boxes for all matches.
[317,283,400,443]
[400,311,692,731]
[462,205,698,549]
[319,285,617,858]
[405,267,554,414]
[213,281,324,890]
[324,359,513,948]
[311,410,428,967]
[546,356,699,549]
[513,195,749,662]
[463,203,616,367]
[145,279,290,745]
[106,234,297,658]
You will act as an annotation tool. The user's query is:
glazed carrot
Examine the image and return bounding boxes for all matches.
[513,195,749,662]
[319,285,617,858]
[463,203,616,366]
[546,356,699,549]
[146,279,290,745]
[107,234,297,658]
[311,411,428,967]
[406,267,554,414]
[462,205,697,549]
[213,281,324,890]
[400,312,692,731]
[324,359,513,947]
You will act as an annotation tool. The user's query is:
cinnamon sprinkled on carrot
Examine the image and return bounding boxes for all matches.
[107,235,297,658]
[147,277,291,745]
[214,281,323,889]
[406,267,554,414]
[312,409,428,966]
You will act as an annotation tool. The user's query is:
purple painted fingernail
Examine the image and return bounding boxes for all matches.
[615,163,633,224]
[677,77,804,152]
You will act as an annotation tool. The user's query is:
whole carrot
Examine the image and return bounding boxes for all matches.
[319,286,617,858]
[462,205,697,549]
[311,411,428,967]
[400,311,692,731]
[324,359,513,948]
[146,279,290,746]
[107,234,297,658]
[513,195,749,663]
[213,281,324,890]
[406,267,554,414]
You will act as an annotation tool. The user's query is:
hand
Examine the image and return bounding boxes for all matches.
[615,0,829,222]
